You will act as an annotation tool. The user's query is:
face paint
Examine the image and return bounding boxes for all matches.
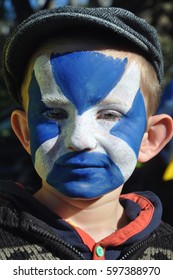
[28,72,61,163]
[50,52,127,115]
[28,51,146,199]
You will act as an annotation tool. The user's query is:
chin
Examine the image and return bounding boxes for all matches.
[52,182,120,200]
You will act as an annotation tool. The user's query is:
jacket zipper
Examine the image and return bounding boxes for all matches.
[29,223,86,260]
[120,233,156,260]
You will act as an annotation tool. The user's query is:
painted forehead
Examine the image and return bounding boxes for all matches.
[32,51,142,113]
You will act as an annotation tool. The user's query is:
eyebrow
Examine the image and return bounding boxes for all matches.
[41,95,69,107]
[98,96,130,108]
[41,94,131,111]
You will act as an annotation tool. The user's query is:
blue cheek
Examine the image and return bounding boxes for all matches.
[50,52,127,115]
[110,89,147,157]
[28,72,60,163]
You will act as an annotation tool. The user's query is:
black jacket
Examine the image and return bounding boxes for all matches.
[0,180,173,260]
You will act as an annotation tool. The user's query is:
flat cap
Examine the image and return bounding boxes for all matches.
[2,6,163,105]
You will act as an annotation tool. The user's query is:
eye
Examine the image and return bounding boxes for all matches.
[97,110,122,121]
[43,109,68,121]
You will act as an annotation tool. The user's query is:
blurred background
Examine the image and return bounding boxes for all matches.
[0,0,173,224]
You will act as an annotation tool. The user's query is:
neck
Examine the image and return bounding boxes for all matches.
[34,183,129,242]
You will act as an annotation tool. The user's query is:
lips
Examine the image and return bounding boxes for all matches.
[60,164,103,169]
[56,151,109,169]
[46,151,125,198]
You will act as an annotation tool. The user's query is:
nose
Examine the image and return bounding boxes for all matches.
[64,116,97,152]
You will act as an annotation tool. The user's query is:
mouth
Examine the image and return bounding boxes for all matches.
[58,163,105,169]
[56,151,109,169]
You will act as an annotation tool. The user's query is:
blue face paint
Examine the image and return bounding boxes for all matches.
[110,89,147,156]
[27,51,146,199]
[50,52,127,115]
[47,151,124,198]
[28,72,60,163]
[46,89,146,198]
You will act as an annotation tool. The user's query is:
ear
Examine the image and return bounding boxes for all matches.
[11,110,31,154]
[138,114,173,163]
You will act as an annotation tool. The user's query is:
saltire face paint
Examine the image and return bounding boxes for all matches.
[50,52,127,115]
[28,51,147,198]
[28,72,61,164]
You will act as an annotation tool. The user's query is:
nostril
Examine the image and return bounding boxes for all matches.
[68,146,92,152]
[68,146,77,151]
[84,148,92,152]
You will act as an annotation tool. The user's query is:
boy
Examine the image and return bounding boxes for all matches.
[1,6,173,260]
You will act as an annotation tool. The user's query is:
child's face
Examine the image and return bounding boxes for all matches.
[27,43,147,199]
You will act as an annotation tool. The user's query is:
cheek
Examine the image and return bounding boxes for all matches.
[100,90,146,180]
[105,134,137,180]
[110,89,147,157]
[28,72,61,163]
[34,136,59,180]
[28,116,60,163]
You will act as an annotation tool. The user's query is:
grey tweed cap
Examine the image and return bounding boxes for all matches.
[2,6,163,105]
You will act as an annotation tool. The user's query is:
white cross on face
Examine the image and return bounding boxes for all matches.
[28,50,146,199]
